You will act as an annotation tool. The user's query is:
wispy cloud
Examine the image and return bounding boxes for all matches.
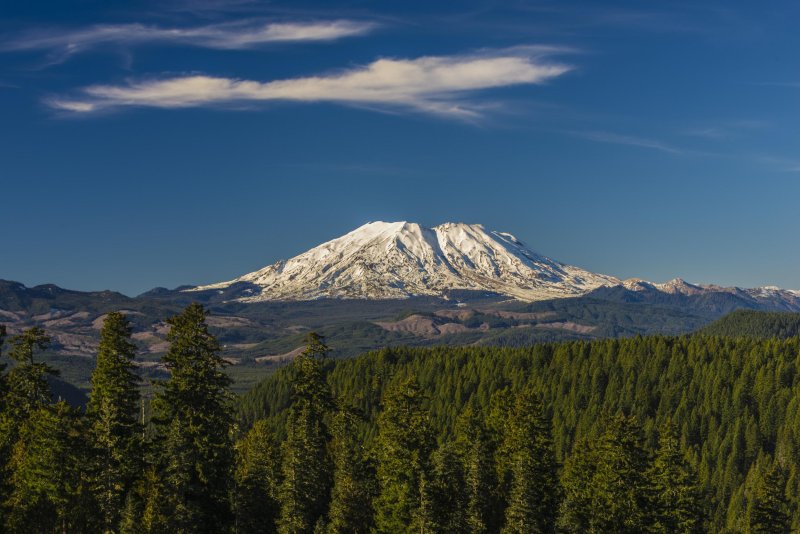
[569,130,682,154]
[1,19,377,60]
[47,47,573,118]
[758,155,800,173]
[684,119,769,140]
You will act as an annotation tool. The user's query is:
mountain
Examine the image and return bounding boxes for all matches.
[191,221,621,301]
[3,220,800,396]
[190,221,800,311]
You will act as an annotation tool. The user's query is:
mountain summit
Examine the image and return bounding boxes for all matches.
[193,221,621,301]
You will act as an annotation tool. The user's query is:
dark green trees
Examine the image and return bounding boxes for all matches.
[373,375,435,533]
[327,406,376,534]
[87,311,142,532]
[749,462,790,534]
[501,388,560,534]
[4,327,55,418]
[151,303,235,533]
[650,421,704,533]
[560,415,654,533]
[278,332,334,534]
[4,402,92,533]
[235,419,281,534]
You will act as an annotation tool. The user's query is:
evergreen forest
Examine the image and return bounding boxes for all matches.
[1,304,798,533]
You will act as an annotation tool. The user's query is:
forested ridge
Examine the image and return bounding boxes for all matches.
[0,306,798,532]
[699,310,800,339]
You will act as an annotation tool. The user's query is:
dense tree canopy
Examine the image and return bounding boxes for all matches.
[1,308,799,532]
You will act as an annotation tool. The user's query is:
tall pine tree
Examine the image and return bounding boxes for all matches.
[5,401,95,533]
[327,404,376,534]
[501,387,560,534]
[373,374,435,533]
[559,414,655,533]
[278,332,334,534]
[749,461,790,534]
[151,303,234,533]
[649,421,704,533]
[235,419,281,534]
[87,311,142,533]
[454,407,496,534]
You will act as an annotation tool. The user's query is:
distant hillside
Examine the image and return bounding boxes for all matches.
[699,309,800,338]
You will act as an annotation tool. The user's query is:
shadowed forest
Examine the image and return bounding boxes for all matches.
[0,304,798,533]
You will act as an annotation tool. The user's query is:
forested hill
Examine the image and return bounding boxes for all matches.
[240,334,800,531]
[699,309,800,339]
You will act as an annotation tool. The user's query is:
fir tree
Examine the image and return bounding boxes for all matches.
[454,409,495,534]
[559,414,655,533]
[4,402,95,533]
[4,327,55,418]
[235,419,281,534]
[650,421,704,533]
[373,374,435,533]
[430,441,468,534]
[151,303,234,533]
[501,388,560,534]
[87,311,142,533]
[278,332,334,534]
[0,326,56,524]
[749,462,790,534]
[327,405,375,534]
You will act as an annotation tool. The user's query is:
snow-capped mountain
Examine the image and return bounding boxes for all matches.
[190,221,800,308]
[192,221,621,301]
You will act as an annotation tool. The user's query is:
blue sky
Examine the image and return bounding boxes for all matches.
[1,0,799,295]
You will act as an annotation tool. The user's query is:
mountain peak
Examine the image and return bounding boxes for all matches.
[192,221,620,302]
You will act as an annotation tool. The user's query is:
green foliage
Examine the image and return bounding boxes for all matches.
[700,309,800,339]
[5,327,57,418]
[4,402,96,533]
[87,311,142,532]
[501,388,559,534]
[373,374,435,533]
[245,334,800,531]
[327,405,376,534]
[278,332,334,534]
[559,415,654,533]
[235,419,280,533]
[150,303,235,533]
[650,421,704,533]
[749,461,791,534]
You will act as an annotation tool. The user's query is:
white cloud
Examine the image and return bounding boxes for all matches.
[2,19,376,56]
[570,130,682,154]
[48,48,572,117]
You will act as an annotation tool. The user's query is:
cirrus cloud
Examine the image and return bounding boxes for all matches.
[48,47,573,118]
[2,19,377,59]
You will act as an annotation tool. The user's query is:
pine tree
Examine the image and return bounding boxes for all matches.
[4,402,95,533]
[559,414,655,533]
[235,419,281,534]
[151,303,234,533]
[327,404,376,534]
[0,326,56,525]
[501,388,560,534]
[4,327,56,418]
[749,462,790,534]
[373,374,435,533]
[454,410,495,534]
[650,421,704,533]
[430,441,468,533]
[87,311,142,532]
[278,332,334,534]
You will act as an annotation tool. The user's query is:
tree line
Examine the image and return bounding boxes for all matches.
[0,305,796,532]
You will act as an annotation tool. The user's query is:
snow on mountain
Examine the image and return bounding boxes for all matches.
[190,221,800,308]
[192,221,621,302]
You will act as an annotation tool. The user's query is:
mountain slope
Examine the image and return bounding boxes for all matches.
[192,221,621,301]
